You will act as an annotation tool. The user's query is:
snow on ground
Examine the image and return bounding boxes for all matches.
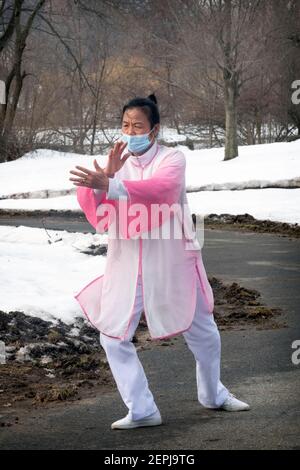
[0,135,299,323]
[188,188,300,225]
[159,127,189,142]
[0,225,107,325]
[179,139,300,190]
[0,191,298,324]
[0,194,77,211]
[0,138,299,198]
[0,189,299,224]
[0,149,108,197]
[0,138,299,224]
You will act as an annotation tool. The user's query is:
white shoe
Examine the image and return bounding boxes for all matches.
[111,409,162,430]
[220,393,250,411]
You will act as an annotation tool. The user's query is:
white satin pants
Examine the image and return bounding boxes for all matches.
[99,274,229,420]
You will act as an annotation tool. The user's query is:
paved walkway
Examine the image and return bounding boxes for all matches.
[0,224,299,449]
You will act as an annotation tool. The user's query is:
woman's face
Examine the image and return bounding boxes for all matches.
[122,108,159,143]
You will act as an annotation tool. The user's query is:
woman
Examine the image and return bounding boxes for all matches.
[69,94,250,430]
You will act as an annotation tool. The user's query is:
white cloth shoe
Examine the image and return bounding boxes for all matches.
[219,392,250,411]
[111,409,163,430]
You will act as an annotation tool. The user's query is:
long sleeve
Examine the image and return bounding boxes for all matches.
[77,150,186,238]
[77,178,128,234]
[77,186,116,233]
[120,150,186,236]
[122,150,185,207]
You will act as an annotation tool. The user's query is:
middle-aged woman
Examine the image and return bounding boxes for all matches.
[69,94,250,430]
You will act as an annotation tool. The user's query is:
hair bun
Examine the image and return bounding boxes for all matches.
[147,93,157,104]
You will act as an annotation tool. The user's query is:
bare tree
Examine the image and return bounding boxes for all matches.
[1,0,298,162]
[0,0,46,162]
[107,0,266,159]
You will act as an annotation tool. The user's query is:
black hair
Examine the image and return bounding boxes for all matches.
[122,94,160,128]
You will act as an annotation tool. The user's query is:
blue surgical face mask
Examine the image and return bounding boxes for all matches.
[121,128,155,154]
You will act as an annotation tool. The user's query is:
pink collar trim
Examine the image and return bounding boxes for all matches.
[128,140,160,168]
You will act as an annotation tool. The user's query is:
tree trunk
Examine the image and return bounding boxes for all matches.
[223,0,239,161]
[3,64,25,140]
[0,0,46,160]
[224,79,238,160]
[256,109,262,144]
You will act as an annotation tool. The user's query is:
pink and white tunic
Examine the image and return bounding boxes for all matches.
[74,140,214,340]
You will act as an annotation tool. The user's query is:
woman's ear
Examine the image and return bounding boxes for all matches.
[153,124,160,138]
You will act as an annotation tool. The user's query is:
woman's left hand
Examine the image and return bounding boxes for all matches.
[69,159,109,191]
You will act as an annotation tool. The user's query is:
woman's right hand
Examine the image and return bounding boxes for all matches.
[104,141,130,177]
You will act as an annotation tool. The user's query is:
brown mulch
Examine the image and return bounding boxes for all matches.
[0,274,284,427]
[202,213,300,239]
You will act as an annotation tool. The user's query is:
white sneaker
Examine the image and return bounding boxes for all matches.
[111,409,162,430]
[220,393,250,411]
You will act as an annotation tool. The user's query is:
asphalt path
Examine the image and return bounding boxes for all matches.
[0,216,299,450]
